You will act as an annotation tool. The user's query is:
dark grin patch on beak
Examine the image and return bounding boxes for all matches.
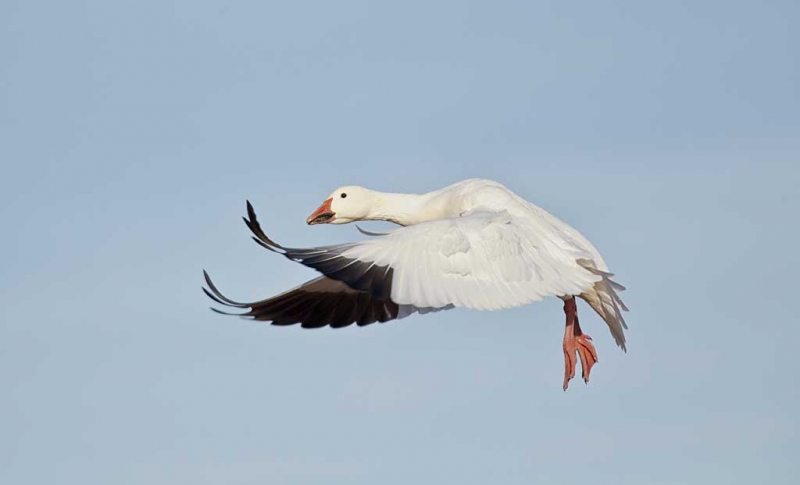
[308,212,335,225]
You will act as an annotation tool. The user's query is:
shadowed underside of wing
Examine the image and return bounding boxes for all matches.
[202,201,454,328]
[203,271,402,328]
[241,200,397,301]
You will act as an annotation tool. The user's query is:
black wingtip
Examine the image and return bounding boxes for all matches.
[246,200,256,222]
[202,270,249,308]
[209,306,249,317]
[203,287,234,308]
[251,236,279,253]
[241,201,287,252]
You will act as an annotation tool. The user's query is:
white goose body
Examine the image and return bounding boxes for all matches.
[204,178,629,388]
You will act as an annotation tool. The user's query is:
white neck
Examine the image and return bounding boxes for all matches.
[366,191,448,226]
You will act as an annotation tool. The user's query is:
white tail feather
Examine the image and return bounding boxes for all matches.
[577,259,629,351]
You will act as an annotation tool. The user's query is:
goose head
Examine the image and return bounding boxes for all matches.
[306,186,373,225]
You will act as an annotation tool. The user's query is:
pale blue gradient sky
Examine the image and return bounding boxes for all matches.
[2,1,799,484]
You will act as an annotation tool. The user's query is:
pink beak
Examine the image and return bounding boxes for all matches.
[306,198,336,225]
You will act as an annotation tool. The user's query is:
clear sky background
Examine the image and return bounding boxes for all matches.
[2,1,799,484]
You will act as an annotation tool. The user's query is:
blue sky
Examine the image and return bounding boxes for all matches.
[1,1,799,483]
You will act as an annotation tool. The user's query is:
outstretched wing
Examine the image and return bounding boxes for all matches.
[241,201,602,312]
[203,271,447,328]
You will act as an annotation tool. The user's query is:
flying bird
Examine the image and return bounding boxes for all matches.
[203,179,628,390]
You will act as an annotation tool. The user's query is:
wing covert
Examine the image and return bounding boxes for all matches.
[242,203,601,311]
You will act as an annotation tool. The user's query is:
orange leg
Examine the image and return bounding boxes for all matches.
[562,297,598,390]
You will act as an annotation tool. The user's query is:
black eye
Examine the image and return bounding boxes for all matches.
[341,193,347,198]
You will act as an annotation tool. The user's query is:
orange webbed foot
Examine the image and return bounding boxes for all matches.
[563,333,598,390]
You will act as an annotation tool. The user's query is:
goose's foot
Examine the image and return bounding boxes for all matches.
[562,297,598,391]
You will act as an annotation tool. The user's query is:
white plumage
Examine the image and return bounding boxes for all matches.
[204,178,629,388]
[343,209,599,310]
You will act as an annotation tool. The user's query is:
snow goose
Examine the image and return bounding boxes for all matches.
[203,179,628,390]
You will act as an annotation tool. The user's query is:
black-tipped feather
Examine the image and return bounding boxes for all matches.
[240,202,397,302]
[210,307,247,316]
[203,271,403,329]
[201,202,424,329]
[203,287,236,308]
[203,270,248,307]
[244,200,286,250]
